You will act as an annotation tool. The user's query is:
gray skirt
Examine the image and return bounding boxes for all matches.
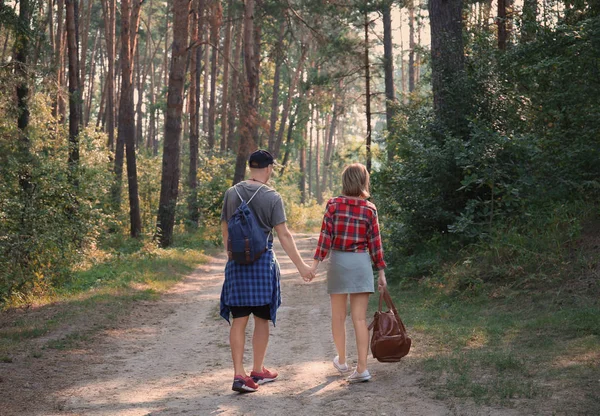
[327,251,375,294]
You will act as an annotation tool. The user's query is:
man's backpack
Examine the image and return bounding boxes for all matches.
[227,184,268,264]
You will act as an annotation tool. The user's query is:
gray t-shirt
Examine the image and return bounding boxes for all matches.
[221,181,287,241]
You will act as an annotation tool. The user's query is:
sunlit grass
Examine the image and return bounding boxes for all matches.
[0,231,209,358]
[389,280,600,409]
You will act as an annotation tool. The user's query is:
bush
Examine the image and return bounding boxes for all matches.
[0,113,112,304]
[375,12,600,280]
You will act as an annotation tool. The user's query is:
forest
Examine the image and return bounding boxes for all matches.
[0,0,599,292]
[2,0,599,302]
[1,0,599,412]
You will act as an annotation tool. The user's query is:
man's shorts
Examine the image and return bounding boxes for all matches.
[230,304,271,321]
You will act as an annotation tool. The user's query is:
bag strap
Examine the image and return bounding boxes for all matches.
[377,287,397,312]
[234,183,265,205]
[232,184,272,245]
[383,288,408,332]
[369,287,407,332]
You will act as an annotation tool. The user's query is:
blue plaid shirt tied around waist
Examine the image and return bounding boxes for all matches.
[220,242,282,325]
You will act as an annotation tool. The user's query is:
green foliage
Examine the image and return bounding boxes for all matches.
[376,11,600,281]
[195,155,236,228]
[0,92,113,304]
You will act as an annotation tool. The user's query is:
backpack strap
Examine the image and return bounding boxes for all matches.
[232,183,271,248]
[234,183,265,206]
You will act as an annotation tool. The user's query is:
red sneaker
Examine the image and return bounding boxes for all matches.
[232,375,259,393]
[250,367,278,385]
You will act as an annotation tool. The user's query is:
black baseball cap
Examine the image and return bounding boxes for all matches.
[248,149,275,168]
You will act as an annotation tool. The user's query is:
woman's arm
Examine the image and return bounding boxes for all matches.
[366,208,387,271]
[314,204,334,262]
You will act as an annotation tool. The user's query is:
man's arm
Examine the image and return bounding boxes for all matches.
[274,222,313,280]
[221,221,228,256]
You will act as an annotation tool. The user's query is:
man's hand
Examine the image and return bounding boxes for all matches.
[298,262,315,282]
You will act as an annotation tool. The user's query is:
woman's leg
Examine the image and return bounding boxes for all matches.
[349,293,370,373]
[230,315,250,376]
[252,316,270,372]
[330,293,348,364]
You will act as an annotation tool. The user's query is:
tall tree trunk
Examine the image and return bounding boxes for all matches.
[233,0,257,185]
[16,0,33,201]
[273,45,307,158]
[79,0,92,124]
[399,15,407,100]
[162,6,170,140]
[382,1,396,161]
[315,108,321,204]
[54,0,66,121]
[101,0,116,151]
[157,0,190,247]
[188,0,200,226]
[219,0,234,153]
[300,125,307,203]
[96,63,107,128]
[48,0,55,55]
[364,10,372,173]
[321,101,338,195]
[66,0,80,184]
[227,15,242,152]
[416,6,422,85]
[135,35,144,149]
[498,0,513,49]
[498,0,507,50]
[308,102,314,199]
[252,2,263,146]
[148,58,157,154]
[408,0,416,92]
[202,30,210,134]
[85,28,99,125]
[281,76,305,172]
[429,0,467,136]
[194,0,206,155]
[115,0,143,236]
[267,18,286,153]
[208,0,222,151]
[280,104,297,171]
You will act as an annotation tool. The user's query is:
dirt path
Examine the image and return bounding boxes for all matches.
[35,235,515,416]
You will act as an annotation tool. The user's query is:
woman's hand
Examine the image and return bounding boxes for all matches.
[377,270,387,293]
[298,262,314,282]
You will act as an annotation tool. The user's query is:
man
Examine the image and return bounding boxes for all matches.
[220,149,314,393]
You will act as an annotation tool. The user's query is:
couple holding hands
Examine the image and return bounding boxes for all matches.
[220,150,387,393]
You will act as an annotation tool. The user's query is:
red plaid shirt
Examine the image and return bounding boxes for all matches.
[314,197,387,270]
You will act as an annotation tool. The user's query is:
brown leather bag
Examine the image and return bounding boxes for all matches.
[368,288,411,362]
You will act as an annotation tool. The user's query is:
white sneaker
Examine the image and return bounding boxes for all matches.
[347,369,371,383]
[333,356,351,373]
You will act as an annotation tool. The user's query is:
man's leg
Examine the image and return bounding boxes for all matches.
[230,315,250,376]
[349,293,370,373]
[330,293,348,365]
[252,315,270,372]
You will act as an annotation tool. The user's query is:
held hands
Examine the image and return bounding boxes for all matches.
[299,260,320,283]
[298,262,315,283]
[377,270,388,293]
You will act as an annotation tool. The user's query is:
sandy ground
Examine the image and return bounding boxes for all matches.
[2,235,521,416]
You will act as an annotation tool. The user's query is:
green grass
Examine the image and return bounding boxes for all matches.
[389,280,600,410]
[380,202,600,412]
[0,231,209,358]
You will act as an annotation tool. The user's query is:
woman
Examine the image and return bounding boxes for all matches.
[310,163,387,382]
